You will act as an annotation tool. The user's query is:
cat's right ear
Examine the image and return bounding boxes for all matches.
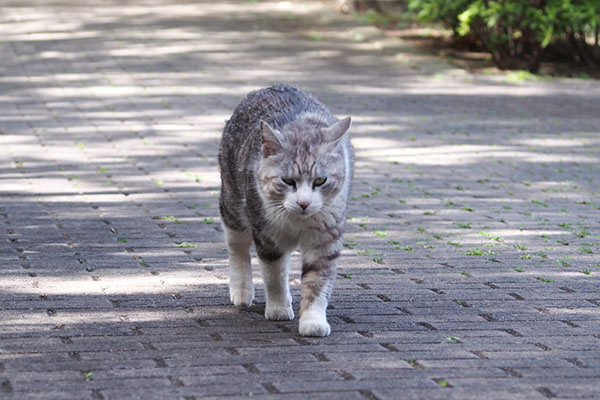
[260,120,284,158]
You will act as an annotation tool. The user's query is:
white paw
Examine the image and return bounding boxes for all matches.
[299,316,331,337]
[265,304,294,321]
[230,284,254,308]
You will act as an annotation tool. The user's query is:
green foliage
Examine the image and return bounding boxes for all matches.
[408,0,600,71]
[176,242,198,248]
[409,0,472,31]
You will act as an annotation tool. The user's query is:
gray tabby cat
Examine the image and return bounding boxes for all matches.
[218,84,353,337]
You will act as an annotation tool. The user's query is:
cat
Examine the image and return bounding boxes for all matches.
[218,84,354,337]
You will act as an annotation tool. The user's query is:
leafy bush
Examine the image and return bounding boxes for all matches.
[408,0,600,71]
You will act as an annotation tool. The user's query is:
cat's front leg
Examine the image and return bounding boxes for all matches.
[299,247,339,337]
[259,253,294,321]
[255,236,294,321]
[224,226,254,307]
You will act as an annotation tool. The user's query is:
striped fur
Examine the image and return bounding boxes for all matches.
[219,84,354,336]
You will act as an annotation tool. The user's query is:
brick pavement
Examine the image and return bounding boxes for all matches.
[1,0,599,399]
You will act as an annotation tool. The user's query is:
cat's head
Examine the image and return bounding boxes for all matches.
[257,117,351,218]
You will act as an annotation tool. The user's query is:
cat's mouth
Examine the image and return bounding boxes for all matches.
[293,207,321,219]
[283,205,319,218]
[282,199,323,219]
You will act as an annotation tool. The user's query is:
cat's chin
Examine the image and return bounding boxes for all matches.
[297,212,316,219]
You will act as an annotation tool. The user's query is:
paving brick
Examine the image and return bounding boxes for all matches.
[1,0,599,398]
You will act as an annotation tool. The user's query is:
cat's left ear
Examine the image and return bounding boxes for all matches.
[321,117,351,144]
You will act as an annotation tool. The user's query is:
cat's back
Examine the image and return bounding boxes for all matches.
[222,84,329,142]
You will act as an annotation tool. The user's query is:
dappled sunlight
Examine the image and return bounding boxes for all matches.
[1,0,599,397]
[545,307,600,315]
[356,143,599,165]
[38,84,253,98]
[6,31,101,42]
[515,137,600,147]
[1,309,207,326]
[0,271,227,296]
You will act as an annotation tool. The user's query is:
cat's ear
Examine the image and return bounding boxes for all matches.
[260,120,284,158]
[321,117,351,144]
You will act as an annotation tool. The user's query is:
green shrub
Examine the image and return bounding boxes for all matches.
[408,0,600,71]
[409,0,473,31]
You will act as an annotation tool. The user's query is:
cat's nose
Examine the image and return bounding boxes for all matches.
[297,200,310,210]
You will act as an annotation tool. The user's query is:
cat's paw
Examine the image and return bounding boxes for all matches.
[230,285,254,308]
[299,315,331,337]
[265,304,294,321]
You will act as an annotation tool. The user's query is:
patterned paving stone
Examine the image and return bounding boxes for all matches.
[1,0,599,399]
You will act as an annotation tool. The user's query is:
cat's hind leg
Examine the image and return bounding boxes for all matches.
[224,226,254,307]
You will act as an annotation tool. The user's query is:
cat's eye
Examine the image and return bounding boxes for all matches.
[313,177,327,187]
[281,177,296,186]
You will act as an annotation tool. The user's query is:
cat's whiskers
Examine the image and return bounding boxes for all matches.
[266,202,290,225]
